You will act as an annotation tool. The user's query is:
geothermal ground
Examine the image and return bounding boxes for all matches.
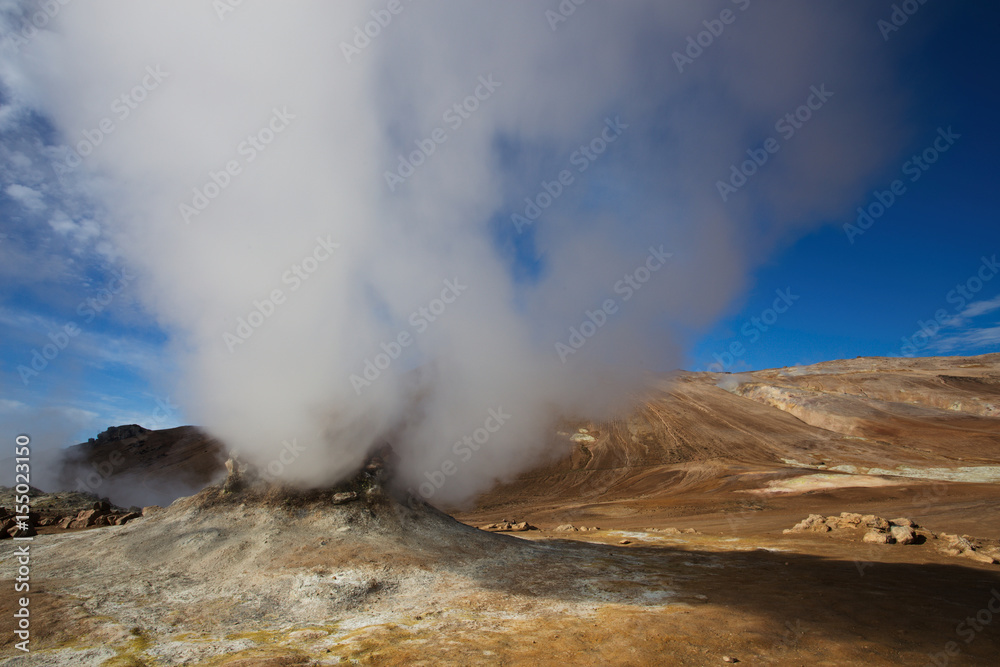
[3,354,1000,665]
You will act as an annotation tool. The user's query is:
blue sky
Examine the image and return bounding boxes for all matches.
[1,1,998,451]
[687,1,1000,372]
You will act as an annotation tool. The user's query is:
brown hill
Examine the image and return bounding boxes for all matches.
[454,353,1000,537]
[56,424,226,507]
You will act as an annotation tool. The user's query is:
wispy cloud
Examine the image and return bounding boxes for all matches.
[932,323,1000,353]
[5,182,45,211]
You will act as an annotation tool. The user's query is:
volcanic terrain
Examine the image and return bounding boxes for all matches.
[2,353,1000,665]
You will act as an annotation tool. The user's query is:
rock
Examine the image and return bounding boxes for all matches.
[480,522,510,531]
[331,492,358,505]
[481,520,536,532]
[93,514,112,527]
[619,539,632,545]
[509,521,537,532]
[222,450,259,493]
[116,512,141,525]
[75,509,105,527]
[863,515,890,531]
[93,500,111,513]
[839,512,864,526]
[555,524,577,532]
[890,525,916,545]
[59,517,74,529]
[722,657,739,664]
[946,535,975,552]
[787,514,834,532]
[890,517,917,528]
[8,526,34,538]
[89,424,149,445]
[682,528,699,534]
[863,530,895,545]
[964,551,998,565]
[141,506,163,516]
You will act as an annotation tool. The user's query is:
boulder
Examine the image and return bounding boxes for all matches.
[59,517,74,529]
[863,530,895,545]
[863,515,890,531]
[964,551,998,565]
[481,520,536,532]
[787,514,829,533]
[116,512,142,525]
[75,509,105,527]
[890,517,917,528]
[8,525,36,538]
[890,525,917,545]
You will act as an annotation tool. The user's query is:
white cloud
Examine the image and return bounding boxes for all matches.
[5,182,45,211]
[48,209,101,243]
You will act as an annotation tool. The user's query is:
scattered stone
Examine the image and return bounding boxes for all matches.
[722,656,739,663]
[555,524,578,532]
[619,539,632,545]
[331,492,358,505]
